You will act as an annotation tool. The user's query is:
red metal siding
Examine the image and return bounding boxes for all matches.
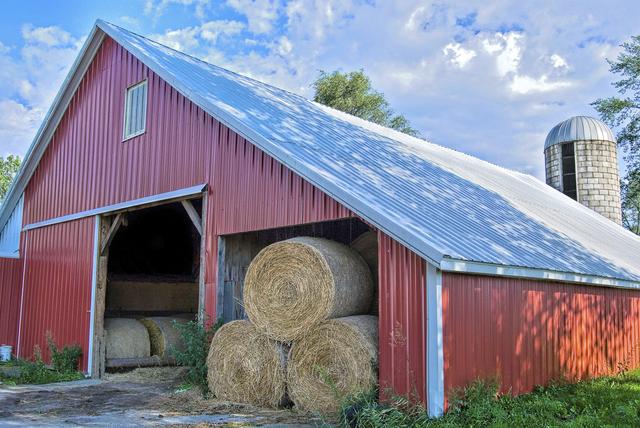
[18,218,94,371]
[0,257,22,347]
[443,272,640,400]
[23,38,211,225]
[378,232,427,404]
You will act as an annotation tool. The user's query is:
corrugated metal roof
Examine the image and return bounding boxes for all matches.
[2,20,640,284]
[544,116,616,150]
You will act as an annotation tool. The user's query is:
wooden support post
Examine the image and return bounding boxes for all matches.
[181,200,203,235]
[100,213,124,256]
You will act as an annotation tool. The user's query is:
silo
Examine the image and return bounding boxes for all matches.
[544,116,622,224]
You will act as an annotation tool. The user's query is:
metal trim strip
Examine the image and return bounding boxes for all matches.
[87,216,100,377]
[426,263,445,416]
[23,184,207,231]
[440,258,640,290]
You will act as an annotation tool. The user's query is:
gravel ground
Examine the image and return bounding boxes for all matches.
[0,367,325,427]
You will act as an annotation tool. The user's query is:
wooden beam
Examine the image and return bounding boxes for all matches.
[181,200,203,235]
[100,213,124,256]
[105,356,175,368]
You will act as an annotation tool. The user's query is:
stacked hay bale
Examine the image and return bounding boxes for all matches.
[207,236,378,413]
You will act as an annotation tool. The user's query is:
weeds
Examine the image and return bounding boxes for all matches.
[1,344,83,385]
[339,369,640,427]
[172,317,223,395]
[46,333,83,373]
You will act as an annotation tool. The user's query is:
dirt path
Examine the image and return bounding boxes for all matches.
[0,367,324,427]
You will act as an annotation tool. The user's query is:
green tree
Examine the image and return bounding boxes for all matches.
[313,70,420,137]
[621,169,640,233]
[592,35,640,234]
[0,155,21,203]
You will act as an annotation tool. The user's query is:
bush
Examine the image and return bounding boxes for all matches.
[172,317,223,394]
[47,334,82,373]
[8,345,83,385]
[338,370,640,427]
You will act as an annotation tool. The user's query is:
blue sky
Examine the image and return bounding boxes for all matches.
[1,0,639,179]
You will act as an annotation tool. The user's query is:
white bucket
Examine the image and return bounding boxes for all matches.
[0,345,12,362]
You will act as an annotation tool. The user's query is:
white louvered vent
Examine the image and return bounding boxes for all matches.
[123,80,148,140]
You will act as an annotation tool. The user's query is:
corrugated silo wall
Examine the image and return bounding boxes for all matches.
[442,272,640,404]
[14,31,429,403]
[0,257,22,347]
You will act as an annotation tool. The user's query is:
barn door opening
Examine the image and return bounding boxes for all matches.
[91,196,205,377]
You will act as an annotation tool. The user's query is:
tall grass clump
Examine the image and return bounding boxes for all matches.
[172,317,223,394]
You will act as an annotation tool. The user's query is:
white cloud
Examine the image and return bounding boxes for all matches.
[152,27,200,51]
[0,24,82,156]
[550,53,568,69]
[0,100,43,157]
[200,20,244,42]
[146,0,211,19]
[510,75,572,94]
[482,32,524,76]
[405,6,427,31]
[443,42,476,68]
[21,24,72,47]
[227,0,280,34]
[151,20,245,51]
[275,36,292,55]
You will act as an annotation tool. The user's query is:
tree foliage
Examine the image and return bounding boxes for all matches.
[313,70,420,137]
[0,155,21,203]
[592,35,640,234]
[621,169,640,234]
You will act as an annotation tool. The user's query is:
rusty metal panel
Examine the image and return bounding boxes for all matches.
[0,257,23,347]
[442,272,640,401]
[378,232,427,404]
[17,218,94,371]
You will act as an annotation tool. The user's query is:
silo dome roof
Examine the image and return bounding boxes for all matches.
[544,116,615,150]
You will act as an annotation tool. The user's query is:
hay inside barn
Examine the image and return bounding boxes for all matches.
[243,237,373,341]
[139,317,187,358]
[207,320,288,408]
[104,318,151,360]
[287,315,378,413]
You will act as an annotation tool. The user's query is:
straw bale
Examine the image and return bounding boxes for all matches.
[207,320,288,407]
[287,315,378,413]
[244,237,373,341]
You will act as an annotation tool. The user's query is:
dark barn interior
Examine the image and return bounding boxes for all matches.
[105,200,202,319]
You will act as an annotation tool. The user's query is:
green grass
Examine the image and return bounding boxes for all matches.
[0,358,83,386]
[340,369,640,427]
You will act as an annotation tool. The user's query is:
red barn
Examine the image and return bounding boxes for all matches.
[1,20,639,416]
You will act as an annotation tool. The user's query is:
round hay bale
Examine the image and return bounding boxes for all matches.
[104,318,151,359]
[244,237,373,341]
[287,315,378,414]
[207,320,288,408]
[139,317,187,358]
[350,231,379,314]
